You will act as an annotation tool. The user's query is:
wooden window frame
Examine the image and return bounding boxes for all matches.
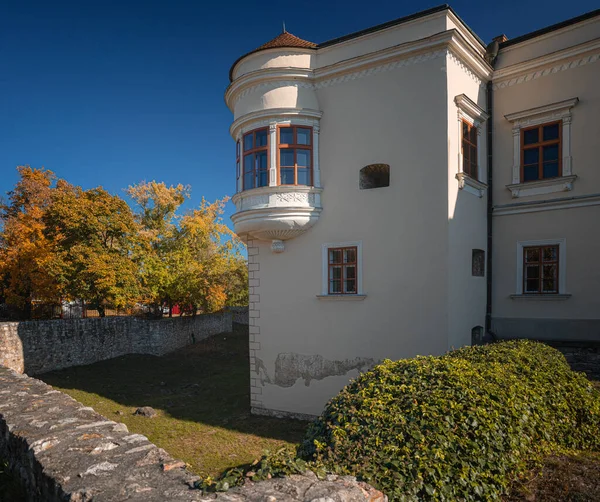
[461,120,478,180]
[242,128,269,191]
[520,121,562,183]
[327,246,358,295]
[277,125,313,186]
[522,245,559,295]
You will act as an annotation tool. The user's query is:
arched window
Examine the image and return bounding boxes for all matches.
[359,164,390,189]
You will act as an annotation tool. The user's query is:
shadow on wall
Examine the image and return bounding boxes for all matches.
[38,323,306,444]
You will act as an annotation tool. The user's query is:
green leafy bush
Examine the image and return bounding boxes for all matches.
[299,340,600,501]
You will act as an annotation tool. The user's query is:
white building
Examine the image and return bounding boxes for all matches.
[225,6,600,418]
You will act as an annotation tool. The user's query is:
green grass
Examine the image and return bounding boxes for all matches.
[39,324,307,477]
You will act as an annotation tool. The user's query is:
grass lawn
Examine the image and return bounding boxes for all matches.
[40,323,307,478]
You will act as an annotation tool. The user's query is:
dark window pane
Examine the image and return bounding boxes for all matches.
[280,149,294,167]
[543,123,559,141]
[543,247,557,261]
[244,154,254,173]
[543,162,559,179]
[297,168,310,186]
[345,266,356,279]
[329,249,342,264]
[280,127,293,144]
[297,127,311,145]
[470,145,477,164]
[244,134,253,151]
[526,265,540,279]
[255,129,268,147]
[345,279,356,294]
[297,149,311,168]
[258,171,268,187]
[236,141,240,157]
[330,280,342,294]
[469,125,477,144]
[470,161,478,179]
[236,161,240,178]
[244,173,254,190]
[257,151,268,169]
[463,155,470,174]
[525,248,540,263]
[543,279,557,293]
[523,148,539,165]
[543,144,559,162]
[525,278,540,293]
[523,128,539,145]
[345,249,356,263]
[462,122,469,139]
[331,266,342,280]
[523,165,539,182]
[543,264,557,280]
[280,168,294,184]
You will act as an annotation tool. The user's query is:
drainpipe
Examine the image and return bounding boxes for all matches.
[485,80,493,335]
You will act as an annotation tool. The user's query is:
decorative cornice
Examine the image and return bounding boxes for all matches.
[493,39,600,90]
[493,191,600,216]
[506,175,577,199]
[454,94,489,122]
[230,108,322,138]
[456,172,487,198]
[504,97,579,123]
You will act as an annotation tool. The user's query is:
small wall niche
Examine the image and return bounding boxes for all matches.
[471,326,484,345]
[359,164,390,190]
[472,249,485,277]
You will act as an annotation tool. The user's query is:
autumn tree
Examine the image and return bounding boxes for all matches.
[0,166,61,318]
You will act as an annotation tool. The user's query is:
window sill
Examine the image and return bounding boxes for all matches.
[456,173,487,198]
[506,175,577,199]
[510,294,572,301]
[316,295,367,301]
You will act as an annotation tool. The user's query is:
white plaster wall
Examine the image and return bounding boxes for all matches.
[232,51,314,80]
[253,57,452,416]
[445,53,488,351]
[233,83,319,121]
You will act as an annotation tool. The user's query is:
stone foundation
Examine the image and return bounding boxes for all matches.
[0,313,233,375]
[0,367,385,501]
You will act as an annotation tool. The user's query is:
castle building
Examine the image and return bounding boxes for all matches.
[225,5,600,418]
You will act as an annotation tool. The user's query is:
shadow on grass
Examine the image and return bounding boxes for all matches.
[39,324,307,444]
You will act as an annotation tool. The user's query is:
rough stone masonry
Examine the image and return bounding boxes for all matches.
[0,366,385,501]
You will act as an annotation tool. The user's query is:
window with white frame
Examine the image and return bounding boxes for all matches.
[505,98,578,198]
[319,241,365,299]
[513,238,569,298]
[454,94,489,197]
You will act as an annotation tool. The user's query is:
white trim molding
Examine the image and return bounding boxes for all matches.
[514,238,567,296]
[454,93,489,196]
[321,241,364,297]
[504,98,579,197]
[494,192,600,216]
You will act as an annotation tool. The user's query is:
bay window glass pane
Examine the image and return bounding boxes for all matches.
[236,141,240,157]
[256,129,268,147]
[543,247,557,261]
[236,161,240,179]
[523,128,539,145]
[523,148,539,165]
[523,165,539,182]
[280,149,294,167]
[543,144,559,162]
[244,154,254,173]
[244,173,254,190]
[243,134,253,151]
[297,168,310,186]
[543,162,559,179]
[297,149,311,167]
[280,168,294,185]
[258,170,268,187]
[280,127,293,144]
[525,279,539,293]
[257,151,268,169]
[543,123,559,141]
[344,248,356,263]
[297,127,311,145]
[525,248,540,263]
[329,249,342,264]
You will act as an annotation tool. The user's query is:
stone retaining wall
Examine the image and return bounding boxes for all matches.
[0,367,385,501]
[0,313,232,375]
[546,341,600,380]
[228,306,249,325]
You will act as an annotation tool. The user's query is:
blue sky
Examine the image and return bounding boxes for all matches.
[1,0,597,223]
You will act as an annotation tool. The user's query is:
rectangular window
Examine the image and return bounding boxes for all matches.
[278,126,313,186]
[523,245,559,294]
[241,128,269,190]
[328,246,357,294]
[521,121,561,182]
[472,249,485,277]
[461,120,478,180]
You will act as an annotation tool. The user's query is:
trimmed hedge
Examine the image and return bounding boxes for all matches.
[299,340,600,501]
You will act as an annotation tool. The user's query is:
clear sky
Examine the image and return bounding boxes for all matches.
[1,0,597,223]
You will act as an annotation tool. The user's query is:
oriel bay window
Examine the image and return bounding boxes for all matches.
[242,128,269,190]
[523,245,559,294]
[521,121,561,182]
[461,120,478,179]
[278,126,312,186]
[328,246,357,294]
